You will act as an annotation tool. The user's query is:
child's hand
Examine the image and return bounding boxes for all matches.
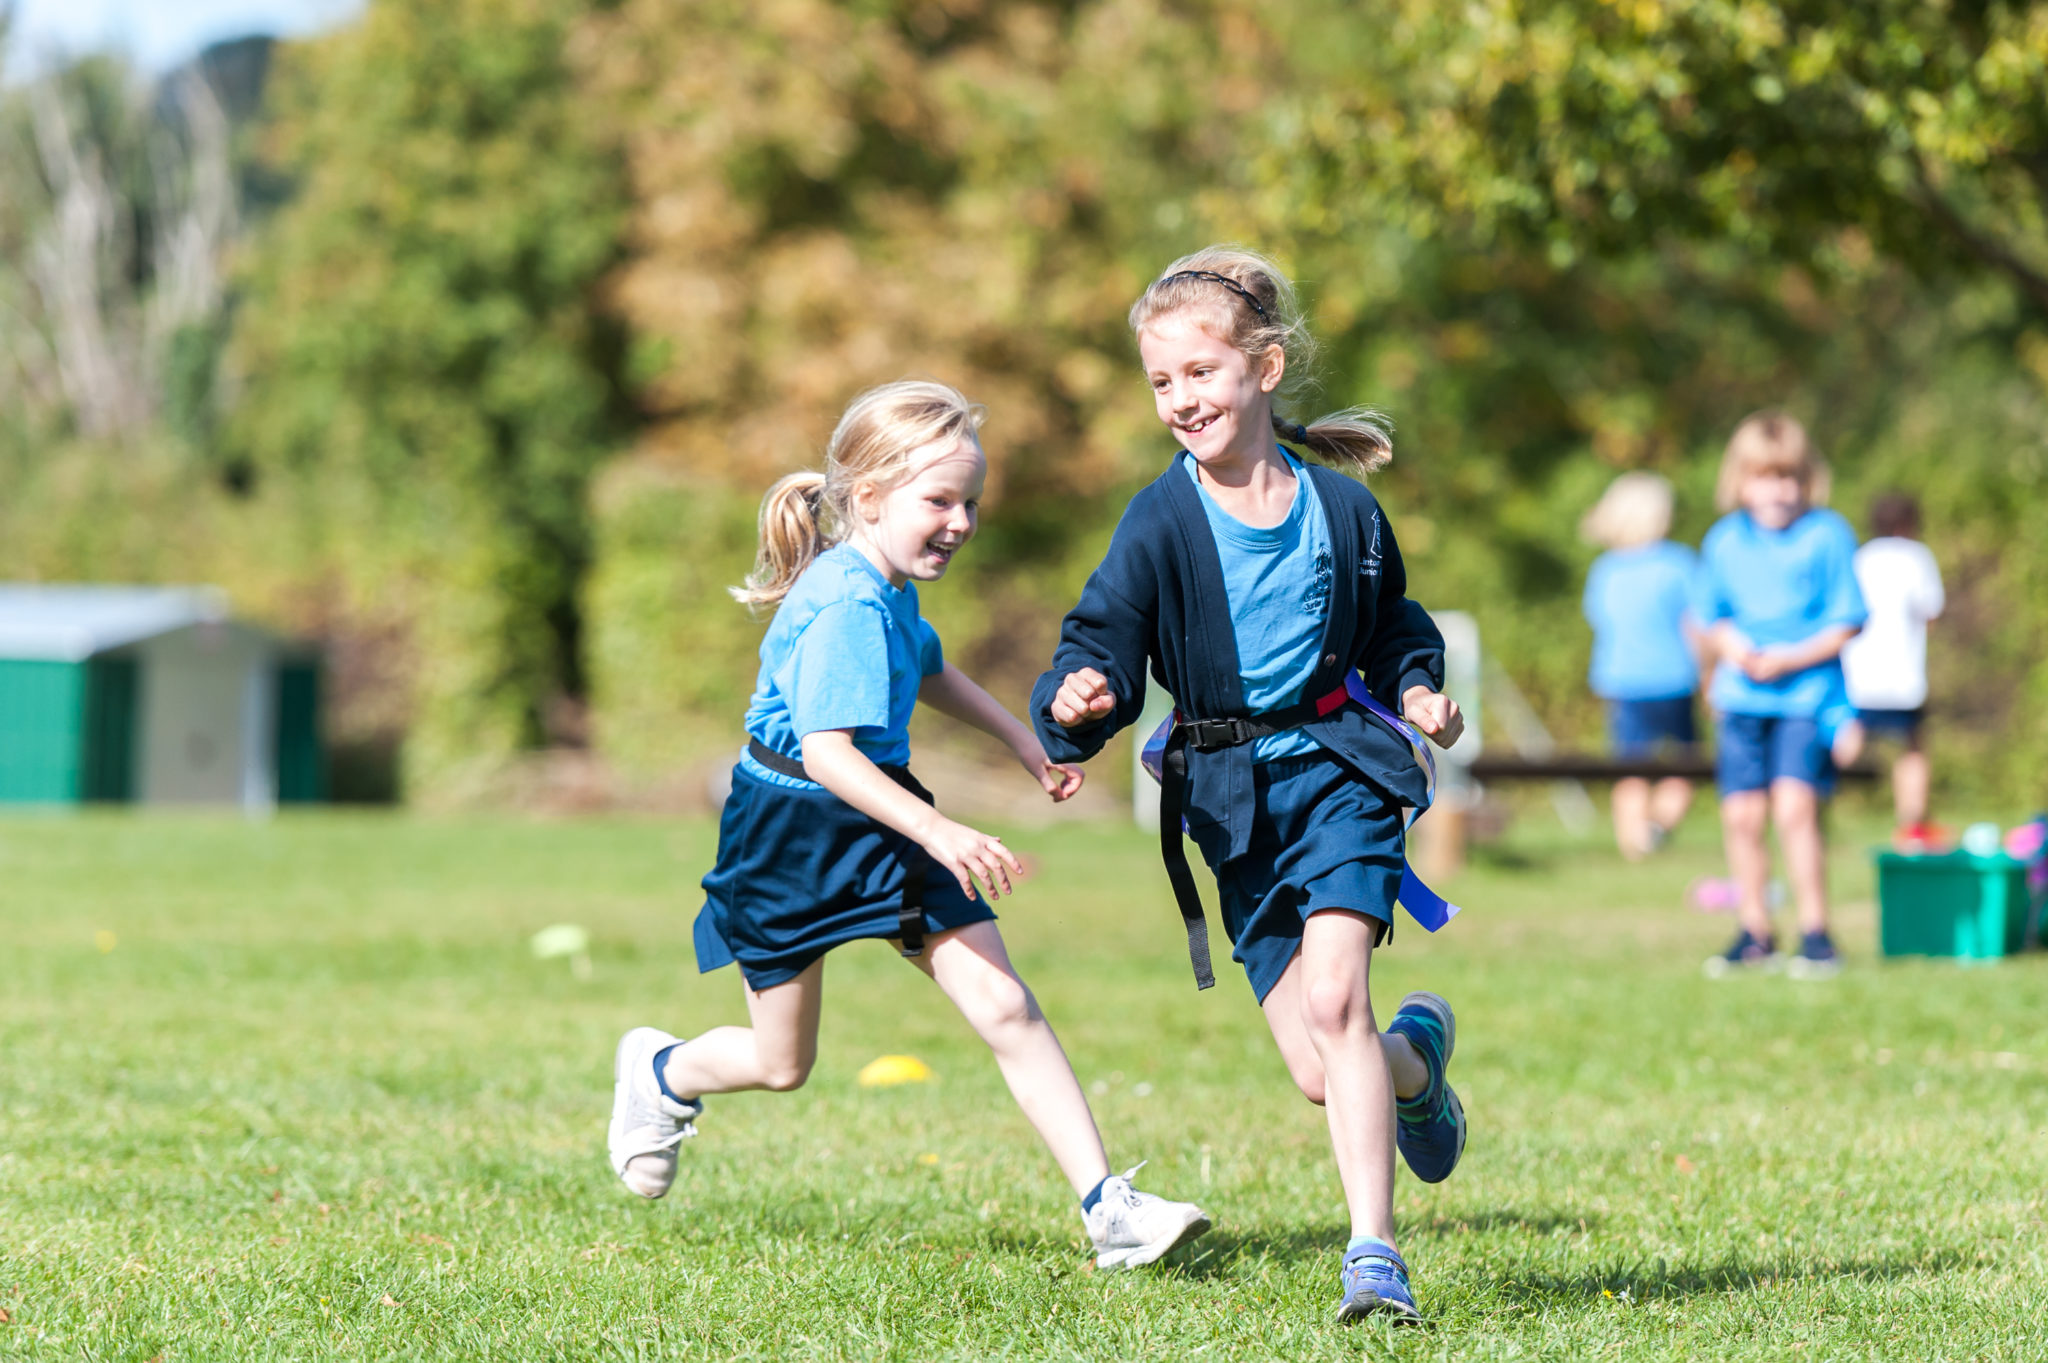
[1049,668,1117,728]
[1401,686,1464,749]
[1742,649,1792,682]
[1013,733,1086,802]
[921,816,1027,902]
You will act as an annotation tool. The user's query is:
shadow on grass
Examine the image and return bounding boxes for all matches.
[1416,1208,1598,1236]
[1492,1247,1972,1305]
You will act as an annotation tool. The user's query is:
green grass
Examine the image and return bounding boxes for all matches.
[2,806,2045,1360]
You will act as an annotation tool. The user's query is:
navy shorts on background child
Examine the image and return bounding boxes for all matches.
[1607,696,1697,758]
[1715,713,1828,793]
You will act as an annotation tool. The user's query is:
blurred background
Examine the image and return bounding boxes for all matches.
[1,0,2043,813]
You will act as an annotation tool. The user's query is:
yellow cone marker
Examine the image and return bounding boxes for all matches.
[858,1054,934,1087]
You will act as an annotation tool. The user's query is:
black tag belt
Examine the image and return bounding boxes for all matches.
[745,738,937,958]
[1158,683,1352,990]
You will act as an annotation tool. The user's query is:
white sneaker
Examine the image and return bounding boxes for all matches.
[607,1026,703,1199]
[1083,1164,1211,1269]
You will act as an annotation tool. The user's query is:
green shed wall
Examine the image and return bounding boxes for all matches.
[0,659,88,801]
[275,662,325,803]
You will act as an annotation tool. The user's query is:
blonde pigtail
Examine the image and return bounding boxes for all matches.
[1277,408,1392,475]
[732,470,830,609]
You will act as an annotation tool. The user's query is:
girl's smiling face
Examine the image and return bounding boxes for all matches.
[1737,467,1808,530]
[849,434,986,587]
[1137,313,1284,468]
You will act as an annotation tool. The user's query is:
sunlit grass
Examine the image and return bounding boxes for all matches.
[2,805,2044,1360]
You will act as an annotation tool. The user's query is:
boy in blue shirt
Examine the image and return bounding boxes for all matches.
[1694,412,1866,978]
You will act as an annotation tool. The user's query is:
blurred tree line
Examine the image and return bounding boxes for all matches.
[1,0,2042,805]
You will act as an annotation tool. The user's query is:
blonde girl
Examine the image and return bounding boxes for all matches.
[605,380,1209,1269]
[1580,471,1706,859]
[1032,249,1467,1321]
[1694,412,1865,978]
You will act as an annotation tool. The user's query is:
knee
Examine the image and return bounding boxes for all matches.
[964,971,1039,1036]
[1722,794,1767,835]
[1293,1070,1328,1106]
[1301,976,1370,1043]
[758,1054,814,1093]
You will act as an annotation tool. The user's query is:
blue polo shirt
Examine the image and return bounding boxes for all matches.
[1693,508,1866,717]
[741,544,944,787]
[1583,541,1699,700]
[1182,449,1331,762]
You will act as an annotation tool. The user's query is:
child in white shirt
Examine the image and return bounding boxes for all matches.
[1840,492,1945,847]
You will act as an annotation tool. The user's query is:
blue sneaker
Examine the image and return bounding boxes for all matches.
[1786,930,1841,980]
[1337,1242,1421,1323]
[1701,928,1780,978]
[1385,991,1465,1184]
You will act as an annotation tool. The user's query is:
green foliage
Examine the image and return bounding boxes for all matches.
[226,0,631,798]
[4,811,2047,1357]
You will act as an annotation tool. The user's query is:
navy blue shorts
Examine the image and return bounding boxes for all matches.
[1857,707,1924,738]
[1187,753,1403,1003]
[1715,712,1828,794]
[695,765,993,990]
[1607,695,1698,759]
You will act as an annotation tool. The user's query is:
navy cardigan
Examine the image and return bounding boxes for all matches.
[1031,459,1446,864]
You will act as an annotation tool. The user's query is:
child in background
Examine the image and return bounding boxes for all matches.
[1580,472,1703,860]
[1033,248,1466,1323]
[1695,412,1866,979]
[1840,492,1945,850]
[606,381,1210,1270]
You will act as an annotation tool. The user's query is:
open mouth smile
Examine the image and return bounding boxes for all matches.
[1180,414,1219,436]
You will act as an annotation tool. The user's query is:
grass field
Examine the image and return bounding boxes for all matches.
[3,804,2046,1360]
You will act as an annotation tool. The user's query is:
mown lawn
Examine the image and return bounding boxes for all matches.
[2,805,2044,1360]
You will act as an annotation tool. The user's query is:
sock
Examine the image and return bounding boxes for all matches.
[1080,1176,1109,1214]
[1346,1235,1400,1264]
[651,1044,691,1105]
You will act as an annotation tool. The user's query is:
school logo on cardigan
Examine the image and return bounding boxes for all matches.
[1304,548,1333,614]
[1361,512,1384,579]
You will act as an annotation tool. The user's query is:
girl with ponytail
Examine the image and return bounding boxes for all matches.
[607,380,1209,1272]
[1032,247,1468,1322]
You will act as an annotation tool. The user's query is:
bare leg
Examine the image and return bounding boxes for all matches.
[1271,910,1402,1244]
[1649,777,1693,835]
[1261,958,1427,1107]
[657,959,826,1098]
[909,921,1109,1198]
[1721,789,1773,941]
[1893,740,1930,827]
[1771,778,1830,936]
[1612,777,1652,860]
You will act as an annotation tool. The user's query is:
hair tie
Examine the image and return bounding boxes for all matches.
[1158,269,1269,319]
[1291,423,1310,443]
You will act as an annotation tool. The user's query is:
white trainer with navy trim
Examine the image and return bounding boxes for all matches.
[607,1026,703,1199]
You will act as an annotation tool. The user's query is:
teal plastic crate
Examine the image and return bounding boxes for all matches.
[1875,850,2035,961]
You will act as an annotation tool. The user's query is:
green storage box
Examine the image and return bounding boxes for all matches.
[1875,850,2036,961]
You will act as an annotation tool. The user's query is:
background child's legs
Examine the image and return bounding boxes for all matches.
[1650,777,1694,835]
[1770,778,1829,935]
[658,959,825,1097]
[1720,789,1773,940]
[908,920,1109,1198]
[1892,732,1930,827]
[1611,776,1653,860]
[1255,911,1420,1246]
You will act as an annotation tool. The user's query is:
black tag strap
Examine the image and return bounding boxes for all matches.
[745,739,935,958]
[1157,728,1216,990]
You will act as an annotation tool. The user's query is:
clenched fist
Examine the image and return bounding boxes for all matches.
[1049,667,1117,728]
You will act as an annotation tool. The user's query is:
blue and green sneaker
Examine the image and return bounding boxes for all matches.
[1385,991,1466,1184]
[1337,1240,1421,1323]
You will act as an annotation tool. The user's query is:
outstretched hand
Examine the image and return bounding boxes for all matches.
[922,816,1027,902]
[1049,668,1117,728]
[1401,686,1464,749]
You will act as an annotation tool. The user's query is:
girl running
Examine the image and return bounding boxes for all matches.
[607,380,1209,1270]
[1033,250,1467,1321]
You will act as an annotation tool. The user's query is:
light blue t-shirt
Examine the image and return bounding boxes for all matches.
[1583,541,1699,701]
[740,544,944,788]
[1693,508,1867,718]
[1182,449,1331,762]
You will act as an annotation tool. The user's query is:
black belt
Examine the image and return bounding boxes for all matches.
[746,738,937,958]
[1159,683,1352,990]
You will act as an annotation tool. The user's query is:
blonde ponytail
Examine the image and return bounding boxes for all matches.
[730,380,986,610]
[732,470,829,607]
[1274,408,1392,475]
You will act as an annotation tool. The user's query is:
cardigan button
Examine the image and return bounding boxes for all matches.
[1323,653,1336,666]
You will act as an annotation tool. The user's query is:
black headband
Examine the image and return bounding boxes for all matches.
[1158,269,1269,319]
